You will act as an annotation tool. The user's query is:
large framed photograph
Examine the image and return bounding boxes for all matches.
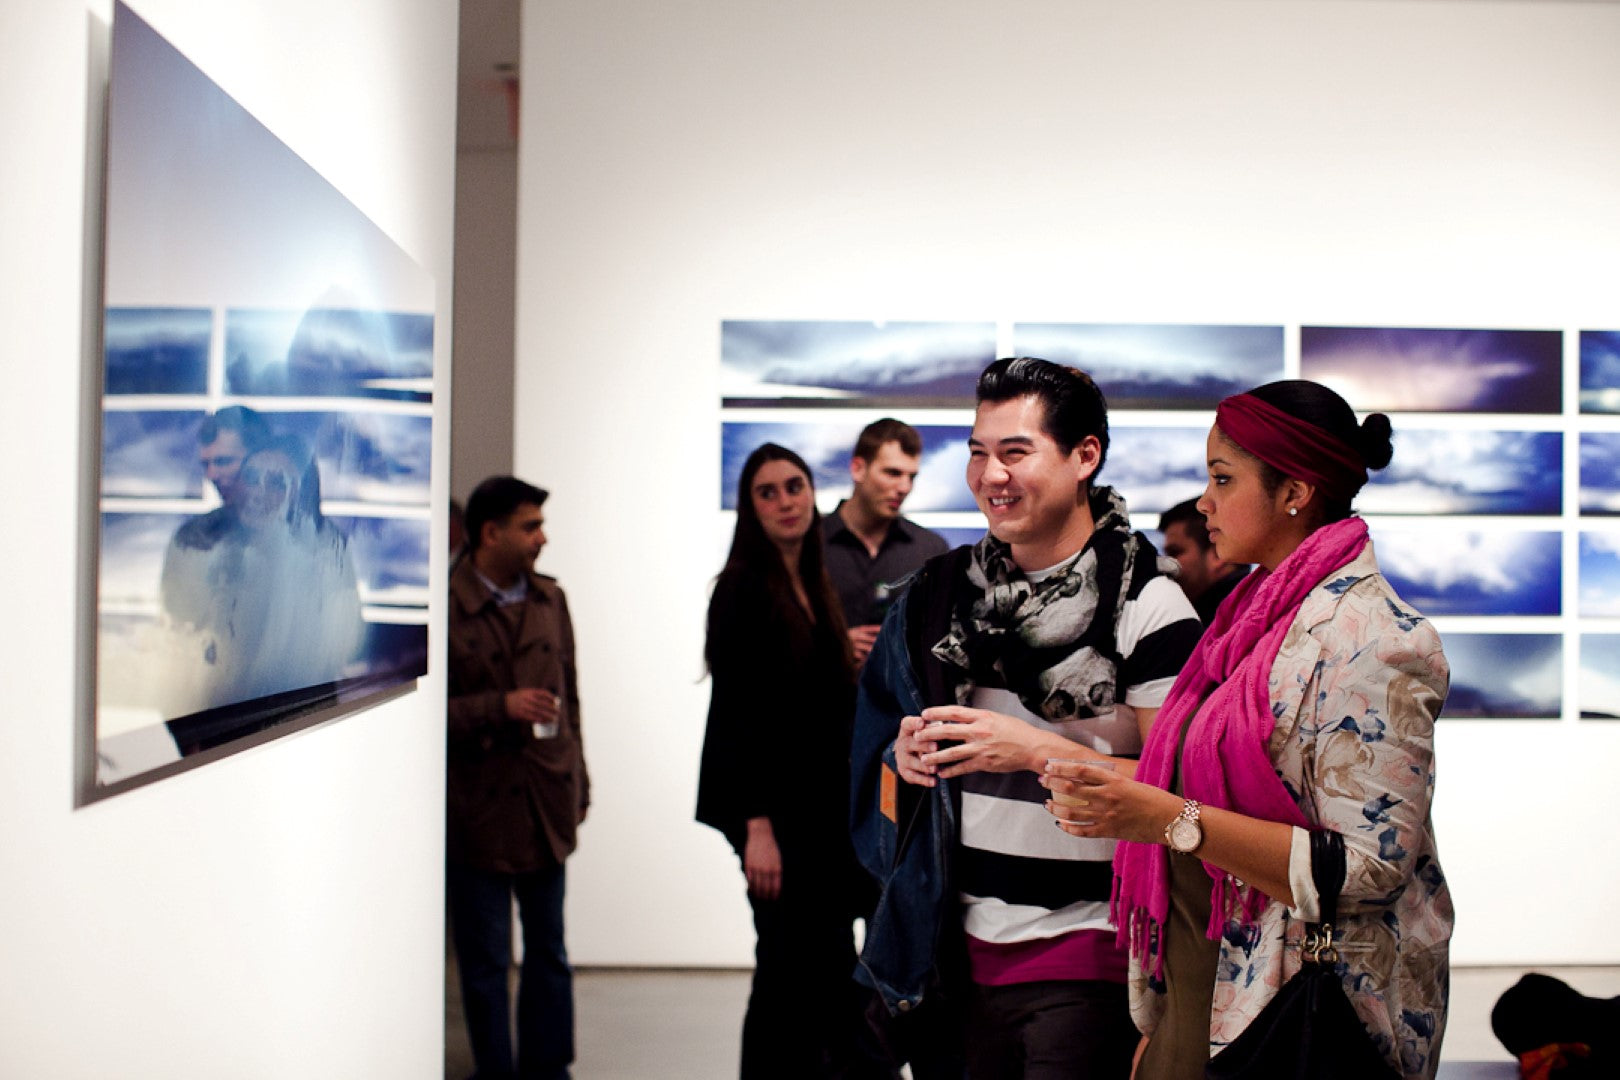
[88,3,434,798]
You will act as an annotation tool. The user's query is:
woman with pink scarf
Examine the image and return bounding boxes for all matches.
[1043,381,1452,1079]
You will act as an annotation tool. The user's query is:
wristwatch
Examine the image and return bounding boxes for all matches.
[1164,799,1204,853]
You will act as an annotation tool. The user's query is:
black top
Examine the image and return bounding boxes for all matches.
[1194,567,1250,626]
[695,571,856,856]
[821,503,949,626]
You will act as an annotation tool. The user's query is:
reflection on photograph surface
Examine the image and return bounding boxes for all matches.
[1580,434,1620,516]
[104,307,211,395]
[1580,330,1620,414]
[1442,633,1561,719]
[1011,323,1284,409]
[1373,528,1560,616]
[720,420,974,512]
[226,308,433,401]
[1300,326,1562,413]
[95,2,434,791]
[720,320,997,407]
[1361,429,1562,516]
[1580,636,1620,719]
[102,410,208,499]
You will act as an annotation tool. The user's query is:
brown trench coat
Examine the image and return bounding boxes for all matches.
[447,557,590,872]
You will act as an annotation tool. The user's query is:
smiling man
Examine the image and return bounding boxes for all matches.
[823,419,949,668]
[851,358,1201,1080]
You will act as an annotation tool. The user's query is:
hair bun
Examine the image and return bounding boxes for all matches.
[1359,412,1394,471]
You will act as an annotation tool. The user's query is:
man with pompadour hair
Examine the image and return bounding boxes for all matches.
[850,358,1202,1079]
[447,475,590,1080]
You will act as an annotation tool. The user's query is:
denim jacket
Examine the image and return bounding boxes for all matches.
[849,549,968,1015]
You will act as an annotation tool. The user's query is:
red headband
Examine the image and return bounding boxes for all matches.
[1214,393,1368,504]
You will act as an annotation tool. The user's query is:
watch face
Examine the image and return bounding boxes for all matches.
[1169,816,1202,853]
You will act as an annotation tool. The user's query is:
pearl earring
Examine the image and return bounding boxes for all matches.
[1288,507,1298,517]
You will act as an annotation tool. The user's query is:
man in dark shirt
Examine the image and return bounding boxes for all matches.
[822,418,949,666]
[1159,496,1250,625]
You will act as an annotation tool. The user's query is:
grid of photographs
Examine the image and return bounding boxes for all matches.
[721,320,1620,722]
[92,2,434,794]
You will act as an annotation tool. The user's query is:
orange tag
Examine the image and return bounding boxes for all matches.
[880,763,898,824]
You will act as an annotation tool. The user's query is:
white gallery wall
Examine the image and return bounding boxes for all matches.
[0,1,456,1077]
[516,0,1620,968]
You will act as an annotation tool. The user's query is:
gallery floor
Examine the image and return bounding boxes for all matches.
[443,952,1620,1079]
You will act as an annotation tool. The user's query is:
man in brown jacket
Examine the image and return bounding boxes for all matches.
[448,475,590,1080]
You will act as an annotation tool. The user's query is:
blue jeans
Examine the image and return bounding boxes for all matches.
[448,860,573,1080]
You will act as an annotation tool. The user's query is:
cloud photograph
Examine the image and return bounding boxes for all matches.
[720,320,996,407]
[1442,633,1562,719]
[1580,635,1620,719]
[1361,428,1562,515]
[104,307,211,395]
[1011,323,1285,409]
[1580,434,1620,515]
[1105,425,1210,514]
[1580,330,1620,414]
[1373,528,1561,615]
[1579,532,1620,616]
[1300,327,1562,413]
[720,419,974,512]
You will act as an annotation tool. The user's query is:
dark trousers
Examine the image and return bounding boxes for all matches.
[965,979,1135,1080]
[448,859,573,1080]
[739,837,885,1080]
[860,983,968,1080]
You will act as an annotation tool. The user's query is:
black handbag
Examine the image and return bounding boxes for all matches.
[1205,830,1400,1080]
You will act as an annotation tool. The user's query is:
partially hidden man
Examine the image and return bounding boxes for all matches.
[851,358,1202,1078]
[448,476,590,1080]
[822,418,949,668]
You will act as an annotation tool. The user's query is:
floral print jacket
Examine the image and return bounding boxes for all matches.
[1129,544,1453,1079]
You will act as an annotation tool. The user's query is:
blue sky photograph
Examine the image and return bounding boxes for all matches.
[1579,330,1620,414]
[720,420,975,512]
[1442,633,1562,719]
[1373,528,1560,615]
[1580,636,1620,719]
[1580,434,1620,515]
[1360,429,1562,515]
[720,321,997,407]
[1106,425,1210,514]
[104,307,211,395]
[1300,327,1562,413]
[1010,324,1285,409]
[224,308,433,401]
[102,410,206,499]
[1578,532,1620,616]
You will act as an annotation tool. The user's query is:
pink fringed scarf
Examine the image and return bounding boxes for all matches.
[1111,516,1370,974]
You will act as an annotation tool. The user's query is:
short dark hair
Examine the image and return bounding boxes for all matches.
[197,405,271,451]
[464,475,548,552]
[852,418,922,462]
[975,357,1110,476]
[1242,380,1392,523]
[1158,498,1210,551]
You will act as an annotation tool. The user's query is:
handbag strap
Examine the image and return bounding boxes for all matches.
[1305,829,1348,964]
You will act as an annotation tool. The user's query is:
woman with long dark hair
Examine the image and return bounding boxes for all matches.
[1044,381,1452,1078]
[696,443,869,1078]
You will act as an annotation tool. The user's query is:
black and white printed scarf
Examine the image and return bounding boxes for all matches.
[931,485,1153,723]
